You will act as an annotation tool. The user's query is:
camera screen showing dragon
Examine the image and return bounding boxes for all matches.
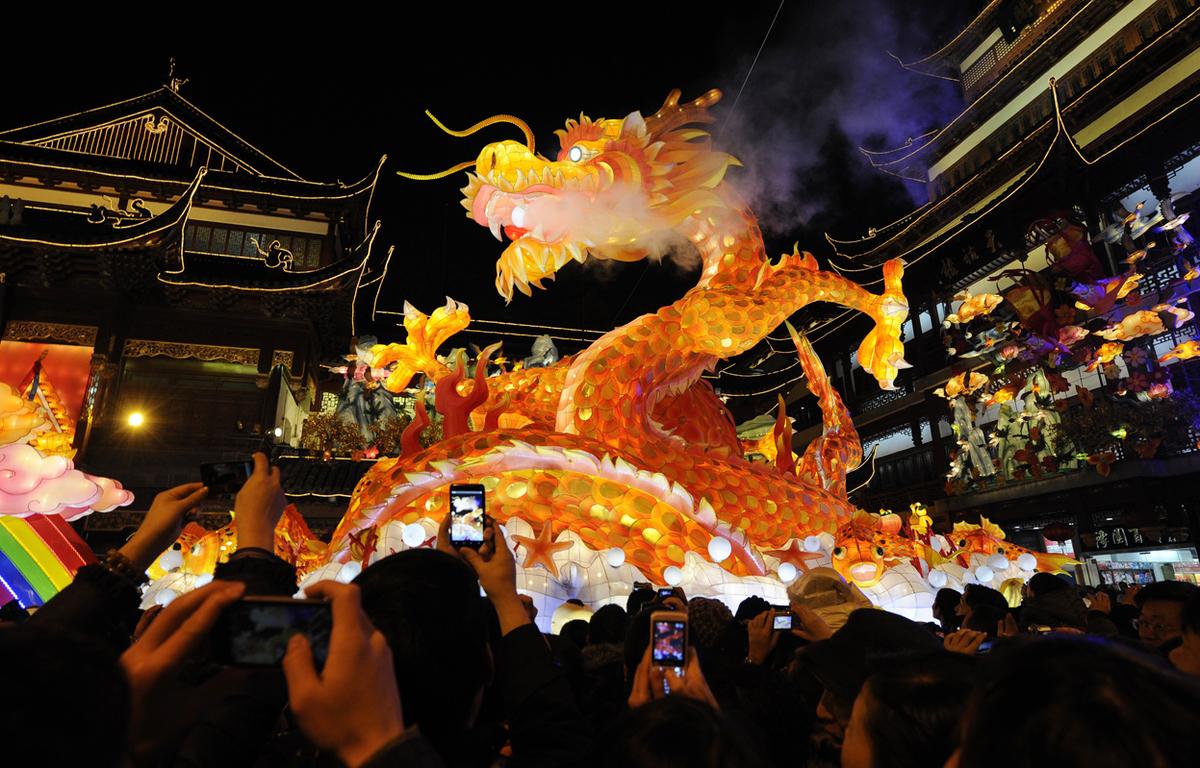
[147,90,1077,618]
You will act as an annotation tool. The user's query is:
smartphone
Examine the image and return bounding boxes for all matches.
[650,610,688,668]
[200,460,254,497]
[977,639,995,653]
[658,587,677,600]
[448,483,486,548]
[213,596,332,669]
[772,605,793,631]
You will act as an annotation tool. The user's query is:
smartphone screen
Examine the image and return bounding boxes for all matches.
[772,607,793,631]
[449,484,486,548]
[651,618,687,667]
[214,597,331,669]
[200,461,254,497]
[658,587,676,600]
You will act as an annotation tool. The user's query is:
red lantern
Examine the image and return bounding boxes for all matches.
[1042,522,1074,542]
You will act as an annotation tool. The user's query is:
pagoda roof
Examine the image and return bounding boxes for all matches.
[0,86,304,180]
[863,1,1121,184]
[0,139,385,205]
[827,90,1073,279]
[0,168,202,252]
[838,7,1200,266]
[890,0,1006,79]
[277,454,378,500]
[158,220,383,293]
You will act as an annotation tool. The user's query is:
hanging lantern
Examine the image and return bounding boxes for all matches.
[1041,522,1074,543]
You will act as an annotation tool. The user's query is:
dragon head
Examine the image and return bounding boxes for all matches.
[437,89,738,301]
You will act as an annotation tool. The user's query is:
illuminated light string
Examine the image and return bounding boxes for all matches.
[34,109,264,177]
[711,308,857,389]
[361,155,388,241]
[349,237,374,337]
[159,221,381,291]
[389,323,593,345]
[375,308,607,337]
[824,112,1063,289]
[842,0,1200,273]
[0,151,382,202]
[857,129,940,157]
[2,87,309,181]
[828,113,1056,276]
[0,167,205,250]
[886,51,962,83]
[857,0,1096,176]
[824,202,930,249]
[371,245,397,321]
[892,0,1005,71]
[830,4,1200,287]
[755,41,1200,397]
[839,444,881,495]
[4,92,279,177]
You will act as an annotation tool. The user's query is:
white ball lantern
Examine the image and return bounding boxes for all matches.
[663,566,683,586]
[987,554,1011,571]
[803,535,823,553]
[928,569,948,589]
[707,537,732,563]
[194,573,213,588]
[155,588,178,607]
[606,547,626,567]
[338,561,363,583]
[974,565,995,583]
[402,523,427,548]
[778,562,798,583]
[1017,553,1038,571]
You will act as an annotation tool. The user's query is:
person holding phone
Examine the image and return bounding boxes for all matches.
[428,511,596,767]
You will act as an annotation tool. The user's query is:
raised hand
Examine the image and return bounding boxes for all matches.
[628,646,719,710]
[944,628,987,655]
[234,452,286,551]
[120,580,245,762]
[120,481,210,570]
[282,581,407,768]
[746,609,780,664]
[790,604,833,642]
[438,514,529,635]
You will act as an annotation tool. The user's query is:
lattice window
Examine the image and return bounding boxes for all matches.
[859,383,910,414]
[184,223,324,269]
[862,425,915,459]
[320,392,340,414]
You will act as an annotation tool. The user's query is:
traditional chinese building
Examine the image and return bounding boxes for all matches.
[746,0,1200,583]
[0,78,389,546]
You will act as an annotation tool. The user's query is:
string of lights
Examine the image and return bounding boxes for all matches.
[851,0,1094,178]
[830,0,1196,279]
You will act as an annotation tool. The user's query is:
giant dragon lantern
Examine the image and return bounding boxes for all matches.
[153,90,1076,618]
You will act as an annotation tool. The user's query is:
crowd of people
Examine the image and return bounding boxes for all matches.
[3,453,1200,766]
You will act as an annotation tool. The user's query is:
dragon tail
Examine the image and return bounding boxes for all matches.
[786,321,862,496]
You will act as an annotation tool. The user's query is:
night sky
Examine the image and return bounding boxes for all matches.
[7,2,979,412]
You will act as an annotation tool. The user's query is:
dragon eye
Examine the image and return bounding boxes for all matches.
[996,547,1006,555]
[568,145,584,162]
[833,547,846,559]
[957,539,967,548]
[875,547,885,557]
